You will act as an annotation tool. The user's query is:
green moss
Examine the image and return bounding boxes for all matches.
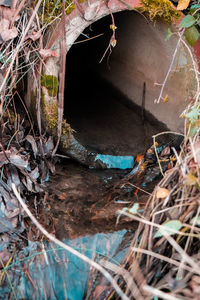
[41,90,72,141]
[37,0,76,24]
[62,119,73,135]
[139,0,181,23]
[41,75,59,97]
[41,90,58,129]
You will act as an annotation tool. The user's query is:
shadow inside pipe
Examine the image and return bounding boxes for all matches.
[64,13,168,158]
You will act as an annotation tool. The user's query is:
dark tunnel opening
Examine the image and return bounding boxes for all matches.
[64,11,170,157]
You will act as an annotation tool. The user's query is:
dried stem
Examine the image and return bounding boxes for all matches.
[52,0,66,156]
[155,30,184,104]
[0,0,43,96]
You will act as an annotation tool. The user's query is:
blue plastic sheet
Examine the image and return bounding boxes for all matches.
[94,154,134,169]
[5,230,131,300]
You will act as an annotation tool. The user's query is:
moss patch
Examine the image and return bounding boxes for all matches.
[41,90,72,141]
[139,0,181,23]
[41,90,58,129]
[41,75,59,97]
[38,0,76,24]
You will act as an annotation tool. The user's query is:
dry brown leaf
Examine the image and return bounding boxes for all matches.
[195,119,200,127]
[0,246,10,268]
[161,146,171,157]
[184,173,198,185]
[0,6,19,21]
[163,94,169,103]
[110,38,117,47]
[39,49,59,59]
[0,18,18,43]
[177,0,190,10]
[25,30,41,41]
[24,47,30,63]
[156,187,170,198]
[110,24,117,31]
[193,141,200,165]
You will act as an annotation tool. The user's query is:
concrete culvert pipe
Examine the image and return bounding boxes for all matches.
[26,3,197,168]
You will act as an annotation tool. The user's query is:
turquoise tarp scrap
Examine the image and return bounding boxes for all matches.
[94,154,134,169]
[13,230,129,300]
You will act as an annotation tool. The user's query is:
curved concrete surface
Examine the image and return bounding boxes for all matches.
[66,11,196,133]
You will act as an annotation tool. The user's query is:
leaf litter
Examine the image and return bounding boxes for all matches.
[0,108,56,269]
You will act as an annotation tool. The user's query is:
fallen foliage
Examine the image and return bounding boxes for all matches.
[0,111,55,267]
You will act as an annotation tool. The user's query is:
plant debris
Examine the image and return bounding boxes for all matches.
[0,111,55,267]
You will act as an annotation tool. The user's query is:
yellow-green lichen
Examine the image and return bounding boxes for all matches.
[139,0,181,23]
[41,75,59,97]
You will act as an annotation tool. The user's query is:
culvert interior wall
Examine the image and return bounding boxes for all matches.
[64,11,194,157]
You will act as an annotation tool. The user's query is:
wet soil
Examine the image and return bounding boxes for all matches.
[29,160,157,241]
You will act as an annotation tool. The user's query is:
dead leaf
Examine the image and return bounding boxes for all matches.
[0,150,11,166]
[24,47,31,63]
[110,24,117,31]
[163,94,169,103]
[110,38,117,47]
[25,30,41,41]
[43,136,54,154]
[184,173,198,185]
[136,154,144,163]
[58,193,67,200]
[0,6,19,21]
[9,164,20,187]
[0,246,10,268]
[22,176,33,192]
[26,135,38,157]
[156,187,170,199]
[10,153,29,168]
[0,18,18,43]
[193,141,200,165]
[195,119,200,127]
[0,148,28,168]
[39,49,59,59]
[161,146,171,157]
[177,0,190,10]
[30,167,40,181]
